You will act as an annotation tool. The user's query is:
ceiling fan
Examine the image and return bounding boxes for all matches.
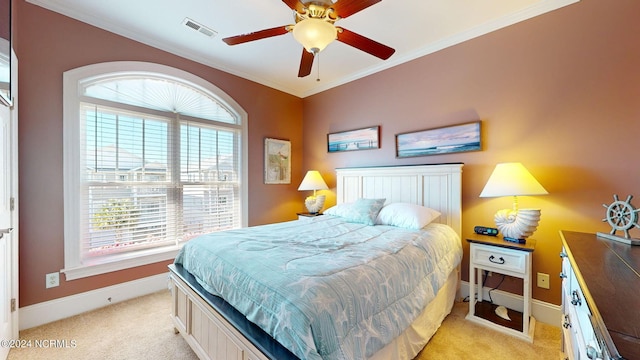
[222,0,395,78]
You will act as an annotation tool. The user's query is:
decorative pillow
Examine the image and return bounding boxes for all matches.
[323,198,386,225]
[375,202,441,229]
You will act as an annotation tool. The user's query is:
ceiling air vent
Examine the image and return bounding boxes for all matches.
[182,18,217,38]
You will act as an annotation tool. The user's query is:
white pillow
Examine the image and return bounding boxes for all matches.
[323,198,386,225]
[375,202,441,229]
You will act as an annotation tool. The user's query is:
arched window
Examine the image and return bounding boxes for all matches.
[63,62,247,279]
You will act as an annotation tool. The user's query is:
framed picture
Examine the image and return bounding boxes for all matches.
[327,126,380,153]
[264,138,291,184]
[396,121,481,158]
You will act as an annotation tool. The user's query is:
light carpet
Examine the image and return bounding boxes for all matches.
[416,302,560,359]
[8,291,560,359]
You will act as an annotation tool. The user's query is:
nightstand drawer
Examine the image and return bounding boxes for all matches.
[472,243,527,275]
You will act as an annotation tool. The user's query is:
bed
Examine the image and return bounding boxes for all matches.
[168,163,463,360]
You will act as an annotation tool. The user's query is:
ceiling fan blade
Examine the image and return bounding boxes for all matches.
[298,49,315,77]
[282,0,306,13]
[222,26,290,45]
[332,0,381,18]
[336,27,395,60]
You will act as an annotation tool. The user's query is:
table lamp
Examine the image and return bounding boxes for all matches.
[479,163,548,243]
[298,170,329,214]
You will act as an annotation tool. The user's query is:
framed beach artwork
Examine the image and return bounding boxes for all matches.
[264,138,291,184]
[396,121,481,158]
[327,126,380,153]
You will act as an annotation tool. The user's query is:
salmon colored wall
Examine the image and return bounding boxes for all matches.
[301,0,640,305]
[15,1,304,306]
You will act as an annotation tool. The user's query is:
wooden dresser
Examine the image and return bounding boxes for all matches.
[560,231,640,360]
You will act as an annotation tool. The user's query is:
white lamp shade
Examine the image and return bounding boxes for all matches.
[292,18,337,53]
[479,163,548,198]
[298,170,329,191]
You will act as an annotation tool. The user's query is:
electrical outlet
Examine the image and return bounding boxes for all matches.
[537,272,550,289]
[46,272,60,288]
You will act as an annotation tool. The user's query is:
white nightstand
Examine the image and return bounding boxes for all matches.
[466,234,536,343]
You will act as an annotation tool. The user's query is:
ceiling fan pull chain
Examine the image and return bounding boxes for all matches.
[316,51,321,82]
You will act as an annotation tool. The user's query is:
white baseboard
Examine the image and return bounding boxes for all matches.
[460,280,560,327]
[19,273,169,330]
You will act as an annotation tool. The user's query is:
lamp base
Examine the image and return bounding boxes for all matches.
[305,194,326,214]
[494,208,541,240]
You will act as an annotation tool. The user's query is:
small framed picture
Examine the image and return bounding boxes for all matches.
[264,138,291,184]
[396,121,481,158]
[327,126,380,153]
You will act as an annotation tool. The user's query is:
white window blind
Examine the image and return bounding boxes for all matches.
[64,63,246,278]
[180,121,240,240]
[81,101,241,258]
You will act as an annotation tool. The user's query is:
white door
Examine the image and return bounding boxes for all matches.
[0,54,16,360]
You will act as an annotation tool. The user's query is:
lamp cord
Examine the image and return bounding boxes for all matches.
[487,273,506,303]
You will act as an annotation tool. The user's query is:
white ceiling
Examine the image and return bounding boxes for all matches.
[28,0,577,98]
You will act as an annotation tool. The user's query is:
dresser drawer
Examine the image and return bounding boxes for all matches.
[563,288,605,360]
[562,295,583,360]
[471,243,527,275]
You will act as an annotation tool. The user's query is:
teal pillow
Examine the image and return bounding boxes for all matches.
[324,198,386,225]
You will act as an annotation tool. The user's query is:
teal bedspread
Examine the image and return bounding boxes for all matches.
[174,216,461,360]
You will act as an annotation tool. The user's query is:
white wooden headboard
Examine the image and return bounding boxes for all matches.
[335,164,463,238]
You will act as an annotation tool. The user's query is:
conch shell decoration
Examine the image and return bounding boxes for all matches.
[305,195,326,214]
[494,208,542,239]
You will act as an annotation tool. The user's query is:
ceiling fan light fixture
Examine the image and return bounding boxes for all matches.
[292,18,337,53]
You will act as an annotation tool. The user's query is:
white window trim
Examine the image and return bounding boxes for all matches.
[62,61,248,280]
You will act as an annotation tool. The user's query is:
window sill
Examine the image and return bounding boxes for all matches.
[61,244,183,281]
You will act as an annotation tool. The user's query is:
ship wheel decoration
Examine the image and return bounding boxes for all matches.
[598,194,640,245]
